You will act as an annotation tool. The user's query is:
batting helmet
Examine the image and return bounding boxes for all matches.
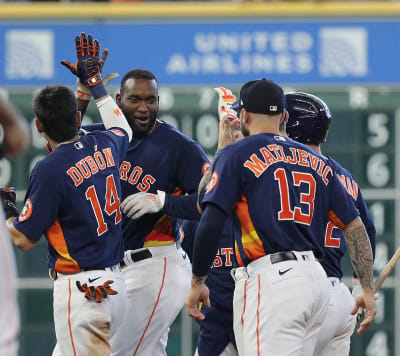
[285,92,332,145]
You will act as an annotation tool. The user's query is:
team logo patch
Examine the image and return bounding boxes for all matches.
[202,162,211,175]
[205,172,218,194]
[109,128,125,137]
[19,199,33,222]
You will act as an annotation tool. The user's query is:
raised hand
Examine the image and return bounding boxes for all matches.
[61,33,107,99]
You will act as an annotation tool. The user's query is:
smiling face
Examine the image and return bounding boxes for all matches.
[117,78,159,138]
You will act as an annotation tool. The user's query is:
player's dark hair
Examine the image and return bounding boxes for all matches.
[120,69,158,94]
[33,85,79,143]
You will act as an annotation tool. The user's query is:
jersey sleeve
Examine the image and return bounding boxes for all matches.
[202,147,241,214]
[13,166,60,241]
[176,139,210,193]
[328,174,360,229]
[179,220,197,261]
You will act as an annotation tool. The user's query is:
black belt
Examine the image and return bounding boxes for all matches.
[269,251,297,264]
[120,249,153,268]
[82,267,107,272]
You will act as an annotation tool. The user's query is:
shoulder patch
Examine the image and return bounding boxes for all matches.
[19,199,33,222]
[205,172,219,194]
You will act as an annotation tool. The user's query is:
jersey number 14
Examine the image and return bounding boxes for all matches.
[85,174,122,236]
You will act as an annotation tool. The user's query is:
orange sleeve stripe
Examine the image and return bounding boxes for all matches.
[328,210,346,230]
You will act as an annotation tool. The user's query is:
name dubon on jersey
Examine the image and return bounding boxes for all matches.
[14,129,129,273]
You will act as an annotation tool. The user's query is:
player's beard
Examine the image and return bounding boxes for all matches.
[125,113,157,139]
[240,118,250,137]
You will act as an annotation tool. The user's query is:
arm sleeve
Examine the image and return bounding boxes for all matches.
[13,168,60,241]
[163,192,201,220]
[176,139,210,193]
[96,96,133,142]
[180,220,197,261]
[328,174,360,229]
[192,203,227,277]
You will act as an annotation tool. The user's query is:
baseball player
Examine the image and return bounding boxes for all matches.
[78,68,210,355]
[180,89,241,356]
[186,79,376,356]
[0,94,30,356]
[285,92,376,355]
[1,33,133,356]
[0,206,20,356]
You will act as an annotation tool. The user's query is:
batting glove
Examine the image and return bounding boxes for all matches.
[0,186,19,219]
[76,48,119,101]
[76,280,118,303]
[121,190,166,219]
[214,87,239,123]
[61,32,107,99]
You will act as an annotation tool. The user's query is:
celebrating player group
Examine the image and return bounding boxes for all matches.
[1,32,377,356]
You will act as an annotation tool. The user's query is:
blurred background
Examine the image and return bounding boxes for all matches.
[0,1,399,355]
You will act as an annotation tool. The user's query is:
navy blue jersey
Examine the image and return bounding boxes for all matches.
[203,134,360,267]
[14,128,129,273]
[321,157,376,278]
[83,122,209,250]
[180,218,237,310]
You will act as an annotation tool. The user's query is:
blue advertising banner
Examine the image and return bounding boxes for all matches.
[1,20,400,86]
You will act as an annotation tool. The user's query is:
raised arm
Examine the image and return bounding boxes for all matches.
[61,32,132,141]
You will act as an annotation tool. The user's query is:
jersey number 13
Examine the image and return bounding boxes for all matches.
[274,168,316,225]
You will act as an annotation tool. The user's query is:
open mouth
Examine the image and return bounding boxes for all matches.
[135,117,150,127]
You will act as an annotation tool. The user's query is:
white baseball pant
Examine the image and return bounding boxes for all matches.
[232,251,330,356]
[195,342,239,356]
[110,242,191,356]
[0,208,20,356]
[313,277,356,356]
[51,266,127,356]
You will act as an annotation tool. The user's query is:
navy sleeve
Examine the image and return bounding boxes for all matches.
[192,203,227,277]
[180,220,198,261]
[328,174,360,228]
[163,193,201,220]
[176,139,210,193]
[202,147,241,214]
[13,166,60,241]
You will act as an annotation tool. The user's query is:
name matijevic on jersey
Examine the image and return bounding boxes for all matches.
[66,148,116,187]
[244,143,333,185]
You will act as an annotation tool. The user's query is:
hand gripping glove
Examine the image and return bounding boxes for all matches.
[214,87,239,123]
[61,32,107,99]
[0,186,19,219]
[76,48,119,101]
[76,280,118,303]
[121,190,166,220]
